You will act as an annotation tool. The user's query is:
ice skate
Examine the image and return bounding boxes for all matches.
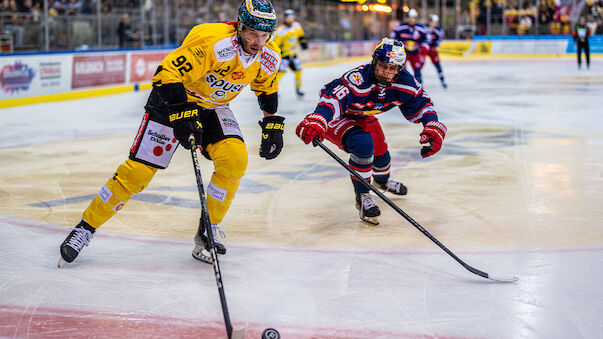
[295,88,305,97]
[375,179,408,195]
[440,79,447,89]
[58,221,95,268]
[355,192,381,225]
[192,223,227,264]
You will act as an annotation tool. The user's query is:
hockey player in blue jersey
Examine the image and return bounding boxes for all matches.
[296,38,446,225]
[391,9,429,84]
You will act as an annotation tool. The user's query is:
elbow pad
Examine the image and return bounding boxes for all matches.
[258,92,278,114]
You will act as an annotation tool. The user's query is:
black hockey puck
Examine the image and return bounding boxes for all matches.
[261,328,280,339]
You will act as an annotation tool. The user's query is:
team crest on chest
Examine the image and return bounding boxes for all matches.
[348,72,363,86]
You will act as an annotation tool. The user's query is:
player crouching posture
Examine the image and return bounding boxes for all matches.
[296,38,446,225]
[58,0,284,266]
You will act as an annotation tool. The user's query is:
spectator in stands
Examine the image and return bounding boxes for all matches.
[117,12,140,48]
[519,15,533,34]
[66,0,82,15]
[3,0,25,45]
[80,0,93,14]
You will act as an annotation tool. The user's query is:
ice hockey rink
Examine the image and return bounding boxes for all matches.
[1,56,603,338]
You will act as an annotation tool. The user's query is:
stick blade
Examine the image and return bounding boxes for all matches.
[487,274,519,283]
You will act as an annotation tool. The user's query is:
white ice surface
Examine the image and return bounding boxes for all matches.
[1,57,603,338]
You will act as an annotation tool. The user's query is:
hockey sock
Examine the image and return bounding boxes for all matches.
[373,151,391,184]
[349,154,373,194]
[205,138,248,225]
[294,70,303,89]
[345,129,375,194]
[434,62,443,74]
[82,159,157,228]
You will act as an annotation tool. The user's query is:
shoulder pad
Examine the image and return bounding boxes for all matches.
[391,69,422,95]
[213,35,238,62]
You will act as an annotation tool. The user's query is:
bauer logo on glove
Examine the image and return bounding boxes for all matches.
[168,108,199,122]
[259,115,285,160]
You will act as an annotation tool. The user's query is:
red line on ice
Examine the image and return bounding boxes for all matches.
[0,304,473,339]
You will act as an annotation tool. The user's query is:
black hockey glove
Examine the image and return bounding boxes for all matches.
[169,104,203,149]
[299,36,308,50]
[258,115,285,160]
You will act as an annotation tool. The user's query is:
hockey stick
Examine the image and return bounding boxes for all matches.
[189,136,246,339]
[312,139,518,283]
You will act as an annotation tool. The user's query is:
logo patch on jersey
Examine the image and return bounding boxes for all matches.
[188,47,205,64]
[348,72,363,86]
[214,38,237,62]
[405,41,417,52]
[216,46,236,60]
[261,51,278,73]
[211,91,227,101]
[205,74,245,93]
[231,71,245,80]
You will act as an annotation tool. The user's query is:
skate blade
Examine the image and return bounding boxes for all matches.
[192,244,213,264]
[360,215,379,225]
[58,258,67,268]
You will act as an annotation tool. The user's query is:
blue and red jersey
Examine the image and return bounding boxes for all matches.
[425,26,444,47]
[312,63,438,126]
[390,23,429,55]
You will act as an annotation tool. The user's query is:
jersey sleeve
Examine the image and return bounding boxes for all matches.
[313,78,354,122]
[152,25,213,87]
[396,71,438,125]
[418,26,430,49]
[250,43,281,96]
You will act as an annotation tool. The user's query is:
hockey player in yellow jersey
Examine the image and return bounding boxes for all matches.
[274,9,308,97]
[58,0,284,266]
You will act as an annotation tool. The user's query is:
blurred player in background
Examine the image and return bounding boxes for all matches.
[425,14,447,88]
[58,0,285,266]
[274,9,308,97]
[296,38,446,225]
[391,9,429,83]
[573,17,591,69]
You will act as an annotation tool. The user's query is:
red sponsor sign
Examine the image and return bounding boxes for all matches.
[130,52,168,83]
[72,54,126,89]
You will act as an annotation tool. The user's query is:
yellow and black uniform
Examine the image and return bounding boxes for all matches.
[274,21,307,94]
[81,22,281,231]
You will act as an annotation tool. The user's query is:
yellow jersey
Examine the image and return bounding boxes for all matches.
[152,22,281,109]
[274,22,305,57]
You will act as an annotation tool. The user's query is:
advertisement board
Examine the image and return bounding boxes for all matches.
[489,39,567,54]
[72,54,126,89]
[130,51,169,83]
[0,54,72,100]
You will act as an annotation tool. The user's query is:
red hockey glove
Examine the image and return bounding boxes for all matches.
[296,113,328,145]
[420,120,446,158]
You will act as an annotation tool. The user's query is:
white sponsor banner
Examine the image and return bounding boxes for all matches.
[490,40,568,54]
[0,54,72,100]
